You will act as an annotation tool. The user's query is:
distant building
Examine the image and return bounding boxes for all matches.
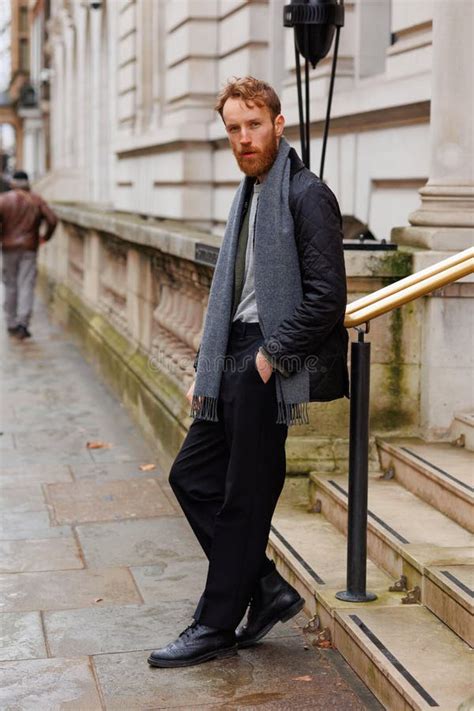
[0,0,51,179]
[0,0,17,172]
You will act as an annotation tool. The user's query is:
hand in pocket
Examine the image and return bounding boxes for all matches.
[255,350,273,384]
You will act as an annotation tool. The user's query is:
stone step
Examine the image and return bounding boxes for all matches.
[268,478,394,631]
[270,478,473,710]
[309,472,474,644]
[451,411,474,451]
[424,564,474,647]
[377,438,474,532]
[335,606,473,711]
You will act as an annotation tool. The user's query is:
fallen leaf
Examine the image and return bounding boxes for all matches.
[94,598,103,603]
[317,640,332,649]
[86,441,112,449]
[139,463,156,472]
[292,675,312,682]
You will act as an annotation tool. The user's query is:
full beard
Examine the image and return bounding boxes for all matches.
[235,136,279,178]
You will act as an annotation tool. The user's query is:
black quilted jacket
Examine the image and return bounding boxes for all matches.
[194,147,349,403]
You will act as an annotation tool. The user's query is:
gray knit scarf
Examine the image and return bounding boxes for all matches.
[190,137,310,427]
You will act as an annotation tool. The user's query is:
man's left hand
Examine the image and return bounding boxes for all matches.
[255,350,273,383]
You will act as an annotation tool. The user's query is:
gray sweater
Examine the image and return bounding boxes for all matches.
[232,183,261,323]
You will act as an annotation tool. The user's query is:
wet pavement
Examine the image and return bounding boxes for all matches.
[0,290,381,710]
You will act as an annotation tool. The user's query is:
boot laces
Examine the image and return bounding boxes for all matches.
[178,621,199,640]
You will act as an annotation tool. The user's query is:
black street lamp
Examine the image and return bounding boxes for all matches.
[283,0,345,177]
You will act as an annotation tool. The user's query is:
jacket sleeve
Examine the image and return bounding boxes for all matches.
[261,181,347,376]
[39,198,58,241]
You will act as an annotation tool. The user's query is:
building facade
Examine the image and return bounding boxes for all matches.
[36,0,473,471]
[43,0,436,240]
[0,0,52,177]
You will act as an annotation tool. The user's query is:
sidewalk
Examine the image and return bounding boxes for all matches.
[0,290,381,710]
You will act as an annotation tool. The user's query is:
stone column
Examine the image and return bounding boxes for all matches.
[83,231,102,306]
[394,0,474,250]
[391,2,474,439]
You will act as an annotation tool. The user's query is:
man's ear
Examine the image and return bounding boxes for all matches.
[274,113,285,137]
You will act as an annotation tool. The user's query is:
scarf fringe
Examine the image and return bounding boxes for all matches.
[190,394,219,422]
[190,394,308,427]
[276,400,310,427]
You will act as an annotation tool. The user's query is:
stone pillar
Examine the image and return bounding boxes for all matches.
[127,248,153,349]
[394,0,474,250]
[83,231,102,306]
[392,1,474,439]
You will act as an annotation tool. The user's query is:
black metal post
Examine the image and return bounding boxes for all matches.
[304,25,310,169]
[336,328,377,603]
[319,23,341,181]
[294,39,306,165]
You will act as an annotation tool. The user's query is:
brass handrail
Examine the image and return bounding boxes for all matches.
[346,247,474,315]
[339,245,474,603]
[345,248,474,328]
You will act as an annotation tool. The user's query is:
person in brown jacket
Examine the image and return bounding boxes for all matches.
[0,170,57,339]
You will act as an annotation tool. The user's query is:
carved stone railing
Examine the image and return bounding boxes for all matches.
[66,224,85,290]
[150,251,211,386]
[39,202,453,471]
[99,235,129,335]
[41,205,220,393]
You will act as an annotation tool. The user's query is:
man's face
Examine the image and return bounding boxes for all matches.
[222,98,285,179]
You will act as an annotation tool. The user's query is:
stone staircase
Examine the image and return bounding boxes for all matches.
[269,413,474,710]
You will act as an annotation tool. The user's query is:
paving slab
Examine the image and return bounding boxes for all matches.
[131,560,207,603]
[2,448,95,467]
[0,537,83,573]
[0,484,47,513]
[0,611,47,661]
[0,464,73,486]
[5,405,101,433]
[0,567,142,612]
[88,441,155,463]
[93,636,378,711]
[44,477,177,525]
[44,600,196,657]
[0,511,71,541]
[0,657,102,710]
[75,517,203,567]
[43,603,303,661]
[70,460,163,482]
[0,432,15,449]
[15,427,153,463]
[14,427,110,454]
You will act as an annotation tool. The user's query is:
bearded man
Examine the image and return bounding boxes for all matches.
[148,77,348,668]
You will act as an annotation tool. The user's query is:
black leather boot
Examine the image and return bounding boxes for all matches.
[147,622,238,668]
[236,569,305,648]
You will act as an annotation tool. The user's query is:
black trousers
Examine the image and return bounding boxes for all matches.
[168,319,289,630]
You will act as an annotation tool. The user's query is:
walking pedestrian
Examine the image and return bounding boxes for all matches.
[148,77,349,669]
[0,170,57,339]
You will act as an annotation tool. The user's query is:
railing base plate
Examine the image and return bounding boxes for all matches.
[336,590,378,603]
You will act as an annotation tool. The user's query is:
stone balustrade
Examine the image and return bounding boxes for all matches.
[38,204,435,473]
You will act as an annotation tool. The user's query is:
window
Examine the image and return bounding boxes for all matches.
[19,38,29,71]
[19,6,28,33]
